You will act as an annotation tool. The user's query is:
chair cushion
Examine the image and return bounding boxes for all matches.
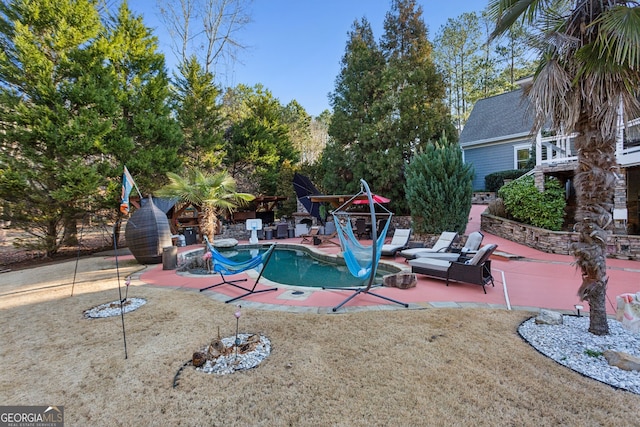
[408,258,451,272]
[463,231,484,252]
[465,244,495,265]
[389,229,411,246]
[413,252,460,261]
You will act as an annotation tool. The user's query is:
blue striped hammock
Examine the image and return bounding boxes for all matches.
[204,236,275,275]
[332,213,391,279]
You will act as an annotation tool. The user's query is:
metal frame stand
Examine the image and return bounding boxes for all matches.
[323,284,409,312]
[199,247,277,303]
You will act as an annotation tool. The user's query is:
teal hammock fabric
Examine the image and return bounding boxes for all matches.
[203,236,275,275]
[332,214,391,279]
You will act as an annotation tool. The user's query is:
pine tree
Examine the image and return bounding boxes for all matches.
[405,136,473,235]
[172,56,225,170]
[102,2,183,192]
[324,17,386,196]
[0,0,117,255]
[222,84,298,195]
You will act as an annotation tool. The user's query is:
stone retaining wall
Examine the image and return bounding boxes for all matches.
[481,211,640,261]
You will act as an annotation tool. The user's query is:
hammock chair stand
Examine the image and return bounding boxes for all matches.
[199,239,278,303]
[324,283,409,312]
[323,180,408,312]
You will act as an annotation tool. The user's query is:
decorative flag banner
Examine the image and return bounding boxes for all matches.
[120,166,136,215]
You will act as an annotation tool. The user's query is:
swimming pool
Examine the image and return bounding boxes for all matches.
[213,245,399,289]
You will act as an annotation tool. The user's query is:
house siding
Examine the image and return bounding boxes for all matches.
[464,140,531,190]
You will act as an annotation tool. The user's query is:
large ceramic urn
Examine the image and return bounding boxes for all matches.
[125,196,173,264]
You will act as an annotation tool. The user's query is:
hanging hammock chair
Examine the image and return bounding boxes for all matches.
[323,179,408,312]
[332,210,391,279]
[199,236,277,303]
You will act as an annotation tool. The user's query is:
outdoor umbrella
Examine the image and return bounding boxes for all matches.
[351,194,390,204]
[292,173,324,224]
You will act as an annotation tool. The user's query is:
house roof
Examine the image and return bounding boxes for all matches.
[459,89,535,147]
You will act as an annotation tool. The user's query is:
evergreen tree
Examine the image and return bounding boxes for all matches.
[405,136,473,235]
[324,17,386,196]
[102,2,183,192]
[0,0,116,255]
[222,84,298,195]
[434,13,482,132]
[172,56,225,170]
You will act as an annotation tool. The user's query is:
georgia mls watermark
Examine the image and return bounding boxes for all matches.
[0,406,63,427]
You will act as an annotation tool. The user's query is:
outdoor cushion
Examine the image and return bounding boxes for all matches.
[399,231,458,259]
[408,257,451,272]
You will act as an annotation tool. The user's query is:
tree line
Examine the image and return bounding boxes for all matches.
[0,0,532,255]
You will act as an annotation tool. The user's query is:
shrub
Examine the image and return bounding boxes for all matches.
[485,169,531,193]
[405,137,474,235]
[498,175,566,231]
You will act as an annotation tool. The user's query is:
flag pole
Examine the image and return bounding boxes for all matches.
[113,217,128,359]
[70,213,87,297]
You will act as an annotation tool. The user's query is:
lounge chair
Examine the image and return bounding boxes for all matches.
[413,231,483,261]
[317,231,340,246]
[398,231,459,260]
[380,228,412,257]
[300,226,320,244]
[409,243,498,293]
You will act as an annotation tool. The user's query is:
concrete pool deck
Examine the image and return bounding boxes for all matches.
[132,205,640,314]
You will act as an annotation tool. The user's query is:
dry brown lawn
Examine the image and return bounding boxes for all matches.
[0,256,638,426]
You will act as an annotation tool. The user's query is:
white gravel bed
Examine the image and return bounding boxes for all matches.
[83,298,147,319]
[519,315,640,394]
[197,334,271,375]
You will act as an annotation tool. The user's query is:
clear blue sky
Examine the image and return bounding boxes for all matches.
[127,0,489,117]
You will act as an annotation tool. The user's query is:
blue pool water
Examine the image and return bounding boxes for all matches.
[218,246,393,288]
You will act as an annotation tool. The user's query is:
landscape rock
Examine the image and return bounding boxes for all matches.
[535,309,564,325]
[383,272,417,289]
[603,350,640,372]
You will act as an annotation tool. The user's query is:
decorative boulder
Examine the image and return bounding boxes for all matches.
[383,272,417,289]
[125,196,173,264]
[534,309,563,325]
[603,350,640,372]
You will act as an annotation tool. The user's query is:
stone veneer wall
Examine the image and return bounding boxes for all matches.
[481,211,640,261]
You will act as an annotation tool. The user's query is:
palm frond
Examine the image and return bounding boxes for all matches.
[593,6,640,68]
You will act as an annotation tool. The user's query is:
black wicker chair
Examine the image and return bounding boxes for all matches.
[408,244,498,293]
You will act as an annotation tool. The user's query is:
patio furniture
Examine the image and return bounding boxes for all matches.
[199,236,278,303]
[275,223,289,239]
[125,196,173,264]
[398,231,459,260]
[301,226,320,244]
[354,218,369,239]
[408,244,498,293]
[413,231,484,261]
[380,228,412,257]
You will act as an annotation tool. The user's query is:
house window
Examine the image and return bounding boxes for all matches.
[514,144,531,169]
[624,121,640,148]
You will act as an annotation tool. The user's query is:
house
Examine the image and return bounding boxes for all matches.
[459,87,535,191]
[459,80,640,234]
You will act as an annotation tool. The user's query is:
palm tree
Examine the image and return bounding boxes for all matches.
[488,0,640,335]
[155,168,255,241]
